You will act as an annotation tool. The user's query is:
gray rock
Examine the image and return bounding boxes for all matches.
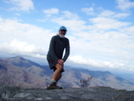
[0,85,134,101]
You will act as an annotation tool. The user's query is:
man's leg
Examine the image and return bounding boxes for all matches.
[56,73,62,82]
[46,64,63,89]
[52,64,62,81]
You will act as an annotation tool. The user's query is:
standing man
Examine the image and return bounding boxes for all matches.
[46,26,70,89]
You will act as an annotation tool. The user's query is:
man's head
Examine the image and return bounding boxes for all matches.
[58,26,67,38]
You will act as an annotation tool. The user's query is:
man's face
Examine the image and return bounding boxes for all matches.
[59,30,67,35]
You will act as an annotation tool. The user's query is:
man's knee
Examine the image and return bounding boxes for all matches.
[55,64,63,70]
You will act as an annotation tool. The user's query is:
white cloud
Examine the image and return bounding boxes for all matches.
[52,17,86,32]
[0,17,55,56]
[69,55,125,69]
[69,55,134,72]
[81,7,130,18]
[69,30,134,62]
[89,17,130,30]
[62,11,79,19]
[116,0,134,11]
[37,19,46,22]
[3,0,10,3]
[6,0,35,11]
[98,10,130,18]
[15,13,21,16]
[0,39,45,58]
[50,9,130,32]
[43,8,59,16]
[99,10,115,17]
[120,26,134,35]
[51,11,87,32]
[81,7,95,15]
[114,12,130,18]
[38,9,60,22]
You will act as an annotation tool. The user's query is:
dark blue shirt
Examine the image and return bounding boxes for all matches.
[47,35,70,68]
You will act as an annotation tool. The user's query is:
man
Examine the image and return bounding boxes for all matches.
[46,26,70,89]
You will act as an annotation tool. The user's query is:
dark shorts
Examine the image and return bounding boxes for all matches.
[47,56,65,72]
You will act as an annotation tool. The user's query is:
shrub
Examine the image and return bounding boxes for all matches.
[79,76,93,88]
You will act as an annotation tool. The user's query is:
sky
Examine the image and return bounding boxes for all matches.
[0,0,134,73]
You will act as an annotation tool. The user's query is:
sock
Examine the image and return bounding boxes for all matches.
[51,79,56,84]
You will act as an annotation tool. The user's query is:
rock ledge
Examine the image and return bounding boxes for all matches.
[0,85,134,101]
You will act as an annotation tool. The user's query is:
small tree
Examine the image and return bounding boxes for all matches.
[79,76,93,88]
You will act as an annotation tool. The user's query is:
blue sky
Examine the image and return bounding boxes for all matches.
[0,0,134,73]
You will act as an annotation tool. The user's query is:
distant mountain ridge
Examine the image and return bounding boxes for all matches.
[0,56,50,88]
[0,56,134,90]
[3,56,43,68]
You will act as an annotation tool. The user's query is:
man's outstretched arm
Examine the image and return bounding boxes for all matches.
[63,39,70,62]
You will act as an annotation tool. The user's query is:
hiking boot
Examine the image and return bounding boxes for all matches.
[52,82,63,89]
[46,82,62,90]
[58,86,63,89]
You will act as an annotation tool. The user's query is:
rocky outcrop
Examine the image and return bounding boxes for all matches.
[0,84,134,101]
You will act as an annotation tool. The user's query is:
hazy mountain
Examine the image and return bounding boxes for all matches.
[0,56,51,88]
[0,56,134,90]
[62,68,134,90]
[114,73,134,83]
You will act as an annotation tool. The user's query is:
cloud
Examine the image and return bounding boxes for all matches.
[98,10,130,18]
[51,11,87,32]
[52,18,86,32]
[81,6,130,19]
[5,0,35,11]
[62,11,79,19]
[69,55,134,72]
[69,55,125,68]
[38,8,60,22]
[51,9,130,33]
[69,30,134,61]
[14,13,21,16]
[0,17,55,56]
[43,8,59,16]
[0,39,45,58]
[81,7,95,15]
[116,0,134,11]
[120,26,134,35]
[3,0,10,3]
[89,17,130,30]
